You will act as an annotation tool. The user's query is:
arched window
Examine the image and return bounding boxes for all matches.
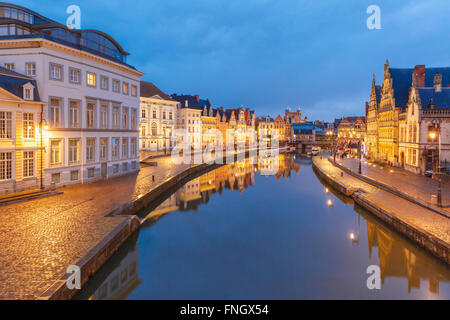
[151,122,157,136]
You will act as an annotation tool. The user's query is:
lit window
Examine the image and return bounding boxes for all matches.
[23,113,34,139]
[87,72,96,87]
[131,85,137,96]
[0,111,12,139]
[122,82,129,95]
[0,152,12,180]
[23,151,34,178]
[50,140,62,165]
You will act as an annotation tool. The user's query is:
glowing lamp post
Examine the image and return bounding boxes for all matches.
[429,121,442,208]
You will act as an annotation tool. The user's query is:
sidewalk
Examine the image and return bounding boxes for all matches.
[0,157,191,299]
[336,157,450,214]
[314,157,450,251]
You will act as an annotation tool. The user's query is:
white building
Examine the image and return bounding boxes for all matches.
[171,94,205,150]
[140,81,178,151]
[0,3,143,188]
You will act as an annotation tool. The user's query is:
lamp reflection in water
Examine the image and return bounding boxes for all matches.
[327,199,334,207]
[349,213,361,245]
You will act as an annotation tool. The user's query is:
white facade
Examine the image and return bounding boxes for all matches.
[140,97,178,151]
[0,38,143,187]
[175,106,202,150]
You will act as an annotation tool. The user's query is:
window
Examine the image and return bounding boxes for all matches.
[49,63,63,80]
[131,161,137,170]
[86,138,95,162]
[87,103,95,128]
[69,100,80,128]
[151,122,157,136]
[51,173,61,184]
[100,76,109,90]
[141,109,146,119]
[123,162,128,172]
[130,138,137,157]
[87,168,95,178]
[24,87,32,100]
[169,112,173,120]
[0,111,12,139]
[23,113,34,139]
[50,140,62,165]
[112,164,119,174]
[122,107,128,129]
[111,138,119,159]
[141,126,146,136]
[131,85,137,97]
[69,68,81,84]
[26,62,36,76]
[69,139,80,163]
[112,79,120,93]
[23,151,34,178]
[100,105,108,128]
[122,82,129,95]
[0,152,12,180]
[87,72,96,87]
[100,138,108,160]
[122,138,128,158]
[131,109,137,130]
[163,111,166,120]
[112,106,120,129]
[153,110,157,119]
[49,98,61,127]
[4,63,14,71]
[70,170,79,181]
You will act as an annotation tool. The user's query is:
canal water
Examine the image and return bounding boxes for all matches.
[75,153,450,300]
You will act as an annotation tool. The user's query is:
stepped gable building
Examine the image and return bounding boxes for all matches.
[0,66,46,194]
[140,81,178,151]
[367,60,450,173]
[0,3,143,190]
[366,74,382,159]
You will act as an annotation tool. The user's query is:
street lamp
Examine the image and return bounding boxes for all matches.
[429,121,442,208]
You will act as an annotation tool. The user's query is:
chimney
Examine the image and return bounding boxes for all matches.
[194,94,199,103]
[413,65,425,87]
[185,100,188,107]
[434,74,442,92]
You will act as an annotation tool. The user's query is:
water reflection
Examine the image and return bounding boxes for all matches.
[76,153,449,300]
[142,154,300,223]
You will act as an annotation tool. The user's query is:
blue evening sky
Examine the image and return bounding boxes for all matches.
[13,0,450,121]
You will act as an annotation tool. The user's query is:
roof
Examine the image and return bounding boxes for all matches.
[171,94,211,110]
[292,122,321,130]
[389,67,450,109]
[0,66,40,101]
[140,81,174,101]
[418,88,450,110]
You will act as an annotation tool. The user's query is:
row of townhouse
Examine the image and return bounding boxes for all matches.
[365,60,450,175]
[0,3,259,195]
[0,3,143,194]
[140,88,257,152]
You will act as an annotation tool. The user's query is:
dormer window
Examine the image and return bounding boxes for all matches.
[23,82,35,101]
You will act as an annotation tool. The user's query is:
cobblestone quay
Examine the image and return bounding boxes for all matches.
[0,157,193,299]
[313,156,450,264]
